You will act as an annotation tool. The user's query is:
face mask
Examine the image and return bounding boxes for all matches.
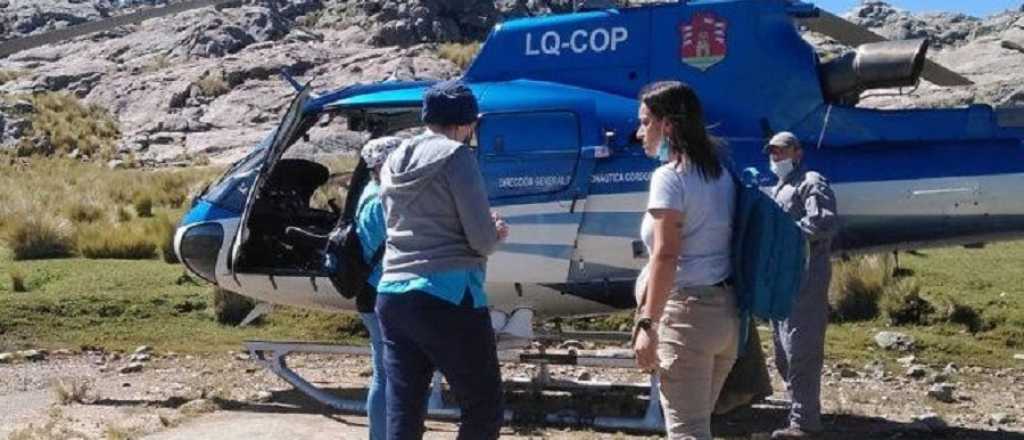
[657,137,671,163]
[770,158,794,179]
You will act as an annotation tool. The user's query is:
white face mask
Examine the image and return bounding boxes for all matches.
[770,158,794,179]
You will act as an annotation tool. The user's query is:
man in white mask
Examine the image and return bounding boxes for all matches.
[763,132,838,439]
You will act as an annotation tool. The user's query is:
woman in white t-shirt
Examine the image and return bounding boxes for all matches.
[631,81,738,440]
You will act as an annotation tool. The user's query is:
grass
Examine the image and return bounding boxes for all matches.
[0,69,25,85]
[14,92,121,159]
[194,72,231,98]
[0,244,368,353]
[52,377,93,405]
[438,42,481,70]
[0,158,220,261]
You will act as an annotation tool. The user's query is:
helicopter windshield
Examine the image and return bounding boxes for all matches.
[199,132,275,212]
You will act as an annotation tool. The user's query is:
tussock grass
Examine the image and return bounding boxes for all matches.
[0,68,25,85]
[52,377,93,405]
[194,71,231,98]
[881,279,935,326]
[77,223,157,260]
[213,287,255,325]
[10,268,28,292]
[438,42,481,70]
[829,254,893,322]
[15,92,120,159]
[0,158,219,260]
[141,53,173,73]
[3,215,76,261]
[134,194,154,218]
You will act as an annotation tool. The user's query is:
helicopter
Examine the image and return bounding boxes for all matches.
[174,0,1024,321]
[6,0,1022,431]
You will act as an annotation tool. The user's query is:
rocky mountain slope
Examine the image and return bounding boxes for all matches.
[1,1,1023,164]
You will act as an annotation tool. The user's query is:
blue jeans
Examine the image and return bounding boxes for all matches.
[361,313,387,440]
[377,291,503,440]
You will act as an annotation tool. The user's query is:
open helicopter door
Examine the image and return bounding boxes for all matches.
[475,109,599,289]
[228,85,315,279]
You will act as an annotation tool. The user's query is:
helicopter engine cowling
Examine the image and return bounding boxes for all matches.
[819,38,929,105]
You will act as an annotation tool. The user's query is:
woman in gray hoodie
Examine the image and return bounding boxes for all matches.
[375,79,508,440]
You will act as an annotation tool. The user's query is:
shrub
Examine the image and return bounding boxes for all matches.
[4,216,76,260]
[881,279,935,326]
[213,288,256,325]
[146,215,180,264]
[195,72,231,98]
[438,42,481,70]
[77,224,157,259]
[828,255,892,322]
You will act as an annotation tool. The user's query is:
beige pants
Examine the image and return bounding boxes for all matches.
[657,286,740,440]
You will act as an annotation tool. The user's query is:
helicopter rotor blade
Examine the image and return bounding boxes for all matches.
[798,10,973,87]
[0,0,239,59]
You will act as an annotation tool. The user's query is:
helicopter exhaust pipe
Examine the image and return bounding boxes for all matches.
[819,38,929,105]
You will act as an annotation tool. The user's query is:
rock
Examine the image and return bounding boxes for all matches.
[0,353,14,363]
[119,362,144,374]
[930,373,950,384]
[839,368,859,379]
[576,370,592,382]
[897,355,917,366]
[912,412,949,432]
[129,353,152,362]
[990,413,1016,425]
[179,398,219,415]
[134,345,152,355]
[234,352,250,361]
[875,331,915,351]
[1014,353,1024,362]
[359,367,374,378]
[53,349,74,356]
[106,159,125,169]
[907,365,928,379]
[943,363,959,375]
[559,340,585,350]
[17,349,46,362]
[928,383,956,403]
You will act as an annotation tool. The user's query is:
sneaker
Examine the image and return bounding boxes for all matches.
[771,426,822,439]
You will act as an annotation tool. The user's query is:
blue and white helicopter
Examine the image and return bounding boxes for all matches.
[176,0,1024,319]
[167,0,1024,428]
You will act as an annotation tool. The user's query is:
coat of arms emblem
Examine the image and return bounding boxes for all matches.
[680,12,728,71]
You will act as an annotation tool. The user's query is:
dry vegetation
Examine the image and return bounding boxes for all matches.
[0,158,219,262]
[438,42,481,70]
[0,68,25,85]
[13,92,121,159]
[194,71,231,98]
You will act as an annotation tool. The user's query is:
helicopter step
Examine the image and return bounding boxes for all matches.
[243,338,665,433]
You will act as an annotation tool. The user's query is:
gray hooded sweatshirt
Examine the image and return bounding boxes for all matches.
[378,130,499,282]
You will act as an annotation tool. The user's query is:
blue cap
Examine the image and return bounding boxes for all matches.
[421,80,478,126]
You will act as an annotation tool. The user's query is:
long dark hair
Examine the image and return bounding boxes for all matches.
[640,81,723,181]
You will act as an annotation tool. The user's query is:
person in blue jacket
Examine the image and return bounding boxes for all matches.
[355,135,404,440]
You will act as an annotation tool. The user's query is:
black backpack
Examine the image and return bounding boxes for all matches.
[324,222,384,299]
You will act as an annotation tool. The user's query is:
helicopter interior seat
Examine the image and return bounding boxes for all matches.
[239,158,338,271]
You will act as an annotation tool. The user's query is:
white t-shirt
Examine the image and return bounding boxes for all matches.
[640,161,735,288]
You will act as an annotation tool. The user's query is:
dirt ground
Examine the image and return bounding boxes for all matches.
[1,347,1022,440]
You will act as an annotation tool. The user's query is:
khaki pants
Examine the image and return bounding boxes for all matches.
[657,286,740,440]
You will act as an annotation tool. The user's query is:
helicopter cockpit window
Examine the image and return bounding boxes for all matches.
[475,111,581,198]
[478,112,579,155]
